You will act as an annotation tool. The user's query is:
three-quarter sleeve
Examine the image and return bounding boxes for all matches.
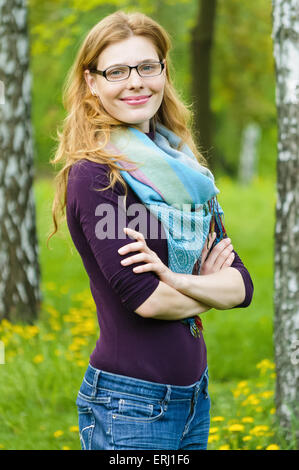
[67,160,160,312]
[213,220,254,308]
[230,250,254,308]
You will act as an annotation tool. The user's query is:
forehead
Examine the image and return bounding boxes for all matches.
[97,35,159,69]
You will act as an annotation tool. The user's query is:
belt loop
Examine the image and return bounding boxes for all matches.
[91,369,101,398]
[162,385,171,411]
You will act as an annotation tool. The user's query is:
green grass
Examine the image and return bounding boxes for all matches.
[1,175,295,450]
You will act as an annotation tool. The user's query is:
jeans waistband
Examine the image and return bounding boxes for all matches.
[85,363,209,401]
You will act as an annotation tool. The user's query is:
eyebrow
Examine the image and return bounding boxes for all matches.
[104,59,160,69]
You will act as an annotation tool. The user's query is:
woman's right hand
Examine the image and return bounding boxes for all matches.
[200,232,235,275]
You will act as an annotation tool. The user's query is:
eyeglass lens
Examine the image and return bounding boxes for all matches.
[106,62,162,81]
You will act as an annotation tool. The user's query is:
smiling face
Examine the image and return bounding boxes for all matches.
[84,35,166,133]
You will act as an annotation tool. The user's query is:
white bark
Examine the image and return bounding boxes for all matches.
[0,0,41,322]
[272,0,299,447]
[238,122,261,185]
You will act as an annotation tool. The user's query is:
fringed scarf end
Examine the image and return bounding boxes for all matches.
[182,316,204,338]
[208,196,227,242]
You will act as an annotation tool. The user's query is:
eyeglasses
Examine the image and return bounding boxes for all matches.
[88,61,165,82]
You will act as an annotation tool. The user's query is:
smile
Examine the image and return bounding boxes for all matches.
[121,95,152,105]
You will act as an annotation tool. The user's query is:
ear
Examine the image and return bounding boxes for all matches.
[84,70,96,95]
[162,59,167,73]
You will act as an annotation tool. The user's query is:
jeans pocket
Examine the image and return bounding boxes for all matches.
[77,403,95,450]
[112,395,164,423]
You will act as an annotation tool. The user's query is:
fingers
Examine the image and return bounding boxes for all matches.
[118,241,144,255]
[212,240,234,271]
[118,227,150,255]
[202,236,234,273]
[222,251,235,268]
[123,227,145,241]
[120,252,151,266]
[205,237,231,262]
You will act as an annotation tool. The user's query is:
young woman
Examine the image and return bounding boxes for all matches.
[49,10,253,450]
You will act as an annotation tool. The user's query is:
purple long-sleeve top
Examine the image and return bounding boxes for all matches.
[66,139,253,386]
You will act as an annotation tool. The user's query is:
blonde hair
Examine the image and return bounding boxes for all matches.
[48,10,206,244]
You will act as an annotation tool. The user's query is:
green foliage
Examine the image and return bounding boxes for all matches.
[211,0,276,175]
[28,0,277,180]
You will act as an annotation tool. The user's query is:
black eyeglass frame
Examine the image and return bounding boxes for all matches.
[88,60,165,81]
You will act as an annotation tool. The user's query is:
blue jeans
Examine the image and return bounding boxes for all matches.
[76,363,211,450]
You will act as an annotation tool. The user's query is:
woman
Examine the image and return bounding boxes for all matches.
[49,10,253,450]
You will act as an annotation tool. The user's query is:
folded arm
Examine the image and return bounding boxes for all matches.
[167,265,246,310]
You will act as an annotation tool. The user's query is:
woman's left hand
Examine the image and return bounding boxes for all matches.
[118,227,176,286]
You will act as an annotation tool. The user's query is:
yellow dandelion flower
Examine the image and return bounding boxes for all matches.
[228,424,245,432]
[241,394,260,406]
[33,354,44,364]
[259,391,274,399]
[62,446,70,450]
[76,360,87,367]
[256,359,275,375]
[208,434,219,443]
[53,430,64,438]
[241,417,254,423]
[69,425,79,432]
[211,416,225,422]
[266,444,280,450]
[255,406,263,413]
[218,444,230,450]
[270,408,276,415]
[242,436,252,441]
[237,380,248,389]
[250,425,269,436]
[209,427,219,434]
[256,359,274,369]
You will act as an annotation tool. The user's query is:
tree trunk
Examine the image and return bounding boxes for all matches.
[238,122,261,185]
[0,0,41,323]
[272,0,299,447]
[190,0,217,170]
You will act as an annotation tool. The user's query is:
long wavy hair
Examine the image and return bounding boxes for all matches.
[48,10,206,244]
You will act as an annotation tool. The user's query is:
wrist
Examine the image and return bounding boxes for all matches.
[163,270,189,291]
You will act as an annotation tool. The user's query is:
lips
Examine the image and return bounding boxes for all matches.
[120,95,152,105]
[121,95,151,101]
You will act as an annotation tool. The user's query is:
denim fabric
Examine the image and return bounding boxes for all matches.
[76,363,211,450]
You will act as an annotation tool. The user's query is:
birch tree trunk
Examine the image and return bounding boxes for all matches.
[190,0,217,171]
[272,0,299,447]
[0,0,41,323]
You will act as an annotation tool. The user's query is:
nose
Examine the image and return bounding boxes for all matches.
[126,67,144,88]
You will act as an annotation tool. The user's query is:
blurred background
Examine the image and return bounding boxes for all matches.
[0,0,284,450]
